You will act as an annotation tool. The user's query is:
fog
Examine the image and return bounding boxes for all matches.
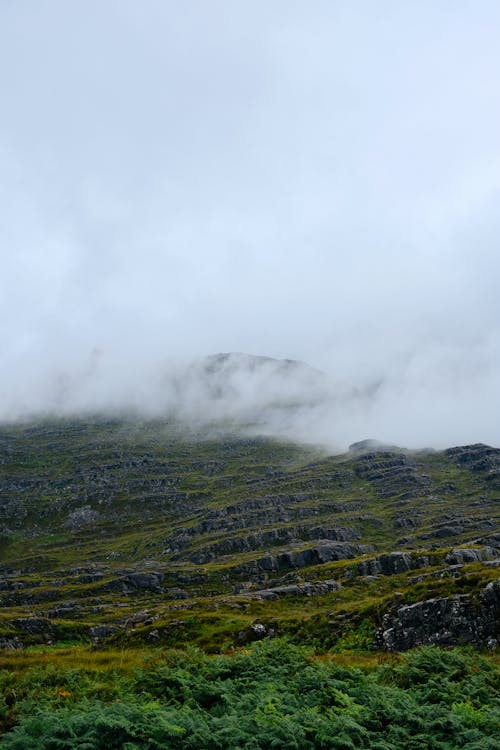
[1,2,500,449]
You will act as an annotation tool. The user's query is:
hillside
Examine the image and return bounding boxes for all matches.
[1,416,499,653]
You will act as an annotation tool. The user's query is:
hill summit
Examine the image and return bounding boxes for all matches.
[165,352,331,420]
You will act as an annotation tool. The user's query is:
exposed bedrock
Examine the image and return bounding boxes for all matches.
[445,546,500,565]
[446,444,500,487]
[187,525,361,563]
[234,541,372,577]
[104,571,164,594]
[353,452,431,498]
[356,552,432,576]
[377,579,500,650]
[251,578,341,600]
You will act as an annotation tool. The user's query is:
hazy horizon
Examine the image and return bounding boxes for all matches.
[1,2,500,449]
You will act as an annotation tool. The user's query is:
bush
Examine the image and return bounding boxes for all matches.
[1,641,500,749]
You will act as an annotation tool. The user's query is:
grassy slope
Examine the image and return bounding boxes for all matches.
[0,417,499,651]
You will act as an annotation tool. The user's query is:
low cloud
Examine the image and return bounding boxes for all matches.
[1,2,499,449]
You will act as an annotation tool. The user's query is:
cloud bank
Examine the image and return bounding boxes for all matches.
[1,2,500,448]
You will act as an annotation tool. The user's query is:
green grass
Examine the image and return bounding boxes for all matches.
[0,417,498,654]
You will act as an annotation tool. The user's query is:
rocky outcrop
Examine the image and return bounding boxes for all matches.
[89,624,119,642]
[105,571,164,594]
[445,546,500,565]
[251,578,341,600]
[236,620,275,644]
[0,637,22,650]
[236,542,372,577]
[446,443,500,470]
[65,505,101,529]
[393,516,420,530]
[446,444,500,488]
[421,517,497,541]
[13,617,54,635]
[354,452,431,499]
[188,525,361,563]
[168,494,358,545]
[46,601,79,618]
[11,617,54,644]
[377,579,500,650]
[356,552,431,577]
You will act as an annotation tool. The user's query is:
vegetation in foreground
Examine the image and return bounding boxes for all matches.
[1,417,499,745]
[0,639,499,748]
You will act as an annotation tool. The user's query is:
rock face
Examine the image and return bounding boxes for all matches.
[11,617,54,644]
[353,452,431,499]
[252,579,341,600]
[446,444,500,488]
[105,571,164,594]
[188,525,361,564]
[377,579,500,651]
[445,546,500,565]
[357,552,430,577]
[89,624,119,642]
[236,542,372,577]
[65,505,101,529]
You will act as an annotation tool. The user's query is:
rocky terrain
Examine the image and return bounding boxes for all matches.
[0,418,499,652]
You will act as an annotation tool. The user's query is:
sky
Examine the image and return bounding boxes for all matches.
[1,1,500,448]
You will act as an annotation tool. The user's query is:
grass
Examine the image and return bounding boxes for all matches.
[0,417,498,654]
[0,419,499,744]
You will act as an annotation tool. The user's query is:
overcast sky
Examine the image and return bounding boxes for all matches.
[1,1,500,447]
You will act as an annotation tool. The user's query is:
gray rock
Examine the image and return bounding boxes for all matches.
[147,629,160,643]
[446,444,500,470]
[106,571,164,594]
[188,524,361,563]
[445,546,499,565]
[377,578,500,650]
[237,620,275,644]
[445,444,500,488]
[357,552,429,577]
[46,601,79,618]
[354,452,431,499]
[89,624,119,641]
[65,505,101,529]
[253,578,341,600]
[0,637,22,650]
[481,578,500,608]
[127,572,164,591]
[394,517,418,529]
[13,617,53,635]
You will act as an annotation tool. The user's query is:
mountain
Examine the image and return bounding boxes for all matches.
[0,412,499,653]
[164,351,333,426]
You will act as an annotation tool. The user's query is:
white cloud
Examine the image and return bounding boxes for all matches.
[1,1,500,447]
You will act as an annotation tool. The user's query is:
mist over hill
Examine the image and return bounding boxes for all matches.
[0,414,499,656]
[0,351,392,451]
[2,3,500,745]
[4,350,497,452]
